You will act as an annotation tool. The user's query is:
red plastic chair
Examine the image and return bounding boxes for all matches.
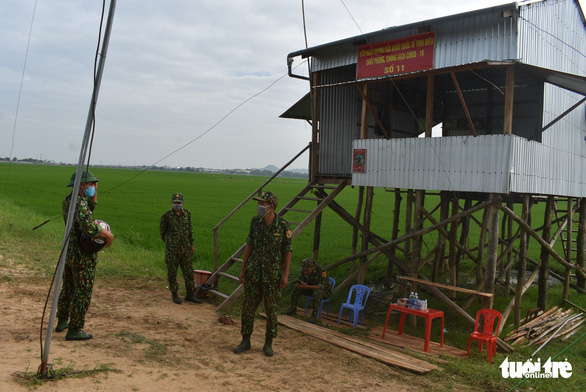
[467,309,502,363]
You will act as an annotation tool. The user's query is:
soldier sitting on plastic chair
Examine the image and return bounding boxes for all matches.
[283,258,331,323]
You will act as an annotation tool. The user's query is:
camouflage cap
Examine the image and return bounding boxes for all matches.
[172,193,184,202]
[301,258,316,270]
[67,170,99,187]
[253,191,278,207]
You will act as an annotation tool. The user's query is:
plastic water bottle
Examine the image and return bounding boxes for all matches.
[409,292,414,309]
[414,293,419,310]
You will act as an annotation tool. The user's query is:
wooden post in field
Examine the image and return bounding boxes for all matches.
[449,194,459,297]
[413,190,425,272]
[578,198,586,290]
[476,207,490,287]
[562,198,573,300]
[359,187,374,284]
[352,186,365,275]
[483,195,499,309]
[313,211,322,261]
[387,188,402,279]
[405,189,413,266]
[433,193,449,281]
[455,198,472,279]
[538,196,554,310]
[505,199,514,294]
[514,194,531,328]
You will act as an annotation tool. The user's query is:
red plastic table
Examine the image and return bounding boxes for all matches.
[382,304,444,352]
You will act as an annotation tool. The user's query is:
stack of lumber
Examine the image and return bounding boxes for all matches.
[504,306,584,346]
[275,315,438,374]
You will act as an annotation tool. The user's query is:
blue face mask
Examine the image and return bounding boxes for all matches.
[84,186,96,197]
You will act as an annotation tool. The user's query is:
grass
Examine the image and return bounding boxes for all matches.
[2,162,586,391]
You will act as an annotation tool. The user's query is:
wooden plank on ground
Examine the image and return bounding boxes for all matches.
[277,315,438,374]
[369,326,468,359]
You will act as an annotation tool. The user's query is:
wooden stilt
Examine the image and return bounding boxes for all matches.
[483,195,500,309]
[538,196,554,310]
[359,187,374,284]
[449,194,459,297]
[351,186,365,274]
[476,207,490,287]
[578,198,586,290]
[562,198,573,300]
[455,198,472,281]
[405,190,413,266]
[433,193,449,281]
[505,200,514,295]
[387,188,402,280]
[313,211,322,261]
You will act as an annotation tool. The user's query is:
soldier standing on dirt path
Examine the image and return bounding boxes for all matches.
[160,193,201,305]
[56,169,114,341]
[233,191,292,357]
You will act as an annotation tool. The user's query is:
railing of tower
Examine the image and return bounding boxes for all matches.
[212,142,311,273]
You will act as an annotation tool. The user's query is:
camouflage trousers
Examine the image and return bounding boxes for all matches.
[240,280,282,339]
[164,251,195,295]
[290,287,331,315]
[56,248,98,330]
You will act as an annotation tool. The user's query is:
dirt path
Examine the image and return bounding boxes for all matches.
[0,258,437,392]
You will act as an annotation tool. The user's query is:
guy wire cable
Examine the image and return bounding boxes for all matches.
[100,60,308,195]
[2,0,38,207]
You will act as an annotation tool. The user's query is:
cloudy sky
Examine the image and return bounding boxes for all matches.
[2,0,577,170]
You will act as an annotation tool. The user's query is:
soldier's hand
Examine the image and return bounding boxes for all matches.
[98,229,114,247]
[238,269,245,285]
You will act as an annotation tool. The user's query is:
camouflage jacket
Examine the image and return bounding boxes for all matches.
[160,208,194,254]
[63,194,102,254]
[297,264,331,293]
[245,215,292,283]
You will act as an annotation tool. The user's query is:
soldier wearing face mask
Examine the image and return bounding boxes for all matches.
[56,169,114,341]
[160,193,201,304]
[233,191,292,357]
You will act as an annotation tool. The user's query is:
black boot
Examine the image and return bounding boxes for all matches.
[184,292,202,304]
[172,292,182,304]
[233,335,251,354]
[263,337,274,357]
[55,318,69,333]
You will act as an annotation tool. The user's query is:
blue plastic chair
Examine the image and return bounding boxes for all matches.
[337,284,371,328]
[304,277,336,319]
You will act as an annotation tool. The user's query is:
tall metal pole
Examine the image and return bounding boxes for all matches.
[40,0,117,376]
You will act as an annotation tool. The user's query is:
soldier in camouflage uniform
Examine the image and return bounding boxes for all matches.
[233,191,292,357]
[283,258,331,323]
[160,193,201,304]
[56,170,114,341]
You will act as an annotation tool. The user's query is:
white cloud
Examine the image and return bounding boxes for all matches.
[0,0,538,168]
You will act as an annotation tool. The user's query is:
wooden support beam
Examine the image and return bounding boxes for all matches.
[503,66,515,135]
[500,204,586,277]
[387,188,402,280]
[433,194,449,281]
[450,71,477,136]
[449,195,459,296]
[578,198,586,289]
[426,75,434,137]
[514,194,531,329]
[398,276,494,298]
[357,85,390,138]
[538,196,554,310]
[483,195,500,309]
[360,187,374,284]
[326,198,500,271]
[360,84,370,139]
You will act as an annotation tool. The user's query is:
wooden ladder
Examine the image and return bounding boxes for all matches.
[205,179,349,312]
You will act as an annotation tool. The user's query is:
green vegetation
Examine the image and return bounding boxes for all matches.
[1,162,585,391]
